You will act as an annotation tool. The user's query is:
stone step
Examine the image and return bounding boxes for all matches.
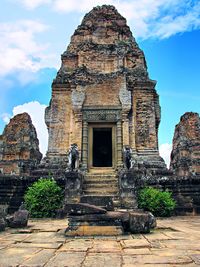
[86,173,116,176]
[85,177,117,180]
[85,176,117,181]
[84,180,117,185]
[112,199,121,208]
[83,188,119,195]
[84,179,118,183]
[83,183,118,189]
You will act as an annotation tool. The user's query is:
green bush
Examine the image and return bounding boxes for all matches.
[138,187,176,217]
[24,178,63,218]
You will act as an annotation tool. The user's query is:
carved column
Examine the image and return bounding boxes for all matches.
[131,90,137,152]
[116,120,123,167]
[122,112,130,146]
[82,121,88,170]
[73,111,83,157]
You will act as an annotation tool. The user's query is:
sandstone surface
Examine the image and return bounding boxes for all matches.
[170,112,200,177]
[0,113,42,175]
[45,5,164,171]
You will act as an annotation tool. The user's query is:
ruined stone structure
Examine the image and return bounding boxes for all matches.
[0,113,42,175]
[45,5,165,173]
[170,112,200,177]
[0,5,199,215]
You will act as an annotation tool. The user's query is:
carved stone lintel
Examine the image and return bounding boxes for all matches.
[83,109,121,122]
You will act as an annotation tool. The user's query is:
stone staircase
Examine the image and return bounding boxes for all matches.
[82,172,121,209]
[83,172,119,196]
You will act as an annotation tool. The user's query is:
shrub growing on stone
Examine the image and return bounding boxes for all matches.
[24,178,63,218]
[138,187,176,217]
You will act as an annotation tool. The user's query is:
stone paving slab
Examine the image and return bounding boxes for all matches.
[0,233,31,242]
[21,249,56,266]
[11,241,63,249]
[83,253,122,267]
[143,232,173,241]
[122,254,194,265]
[121,239,151,249]
[59,239,93,252]
[0,247,40,266]
[123,248,152,255]
[90,240,121,253]
[0,216,200,266]
[45,252,86,267]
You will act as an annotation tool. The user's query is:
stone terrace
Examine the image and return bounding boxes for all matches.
[0,217,200,266]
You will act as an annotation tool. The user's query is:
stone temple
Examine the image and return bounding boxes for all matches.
[45,5,165,172]
[0,5,200,214]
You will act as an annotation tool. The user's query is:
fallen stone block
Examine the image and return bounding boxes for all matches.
[64,203,156,236]
[0,207,6,231]
[0,217,6,232]
[6,209,29,228]
[129,211,156,234]
[65,225,124,236]
[63,203,107,215]
[80,196,114,211]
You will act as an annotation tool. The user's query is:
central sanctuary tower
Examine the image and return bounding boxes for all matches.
[45,5,166,172]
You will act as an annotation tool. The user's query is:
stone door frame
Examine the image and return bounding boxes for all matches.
[82,107,123,171]
[88,123,116,171]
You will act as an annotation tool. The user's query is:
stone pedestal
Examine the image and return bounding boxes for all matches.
[64,171,83,204]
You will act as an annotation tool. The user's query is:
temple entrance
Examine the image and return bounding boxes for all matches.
[93,128,112,167]
[88,124,116,170]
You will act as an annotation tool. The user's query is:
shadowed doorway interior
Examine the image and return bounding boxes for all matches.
[93,128,112,167]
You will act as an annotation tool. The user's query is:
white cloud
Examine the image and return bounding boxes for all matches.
[159,143,172,168]
[0,113,11,124]
[12,101,48,157]
[18,0,51,9]
[0,20,57,77]
[2,0,198,80]
[54,0,114,13]
[18,0,200,39]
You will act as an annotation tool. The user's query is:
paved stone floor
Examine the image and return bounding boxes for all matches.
[0,216,200,266]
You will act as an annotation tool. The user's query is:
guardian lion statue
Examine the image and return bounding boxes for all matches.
[122,146,133,170]
[67,143,79,171]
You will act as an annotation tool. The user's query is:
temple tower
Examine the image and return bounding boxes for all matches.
[45,5,166,172]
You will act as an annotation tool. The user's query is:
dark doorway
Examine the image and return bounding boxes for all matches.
[93,128,112,167]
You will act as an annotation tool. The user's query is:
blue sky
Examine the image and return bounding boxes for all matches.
[0,0,200,166]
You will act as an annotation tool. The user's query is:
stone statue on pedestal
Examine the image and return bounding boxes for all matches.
[67,144,79,171]
[122,146,133,170]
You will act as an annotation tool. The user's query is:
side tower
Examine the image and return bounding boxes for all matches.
[45,5,165,171]
[170,112,200,177]
[0,113,42,175]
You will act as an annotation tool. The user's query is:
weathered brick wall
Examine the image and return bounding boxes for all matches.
[119,169,200,215]
[170,112,200,177]
[0,113,42,175]
[45,88,72,157]
[1,173,200,215]
[44,5,165,169]
[84,76,123,106]
[0,175,65,214]
[150,177,200,215]
[132,89,159,151]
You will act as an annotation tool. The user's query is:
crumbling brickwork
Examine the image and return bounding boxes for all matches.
[45,5,164,170]
[0,113,42,175]
[170,112,200,176]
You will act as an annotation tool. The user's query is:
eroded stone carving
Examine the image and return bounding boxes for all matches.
[67,144,79,171]
[0,113,42,175]
[170,112,200,177]
[122,146,133,169]
[83,109,121,122]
